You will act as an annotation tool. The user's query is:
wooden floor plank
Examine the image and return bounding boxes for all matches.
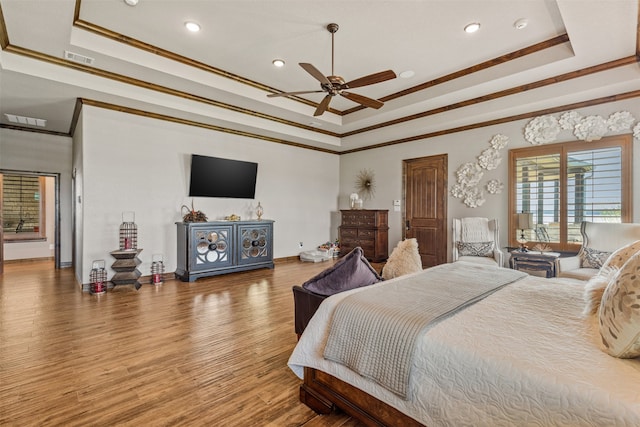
[0,259,365,426]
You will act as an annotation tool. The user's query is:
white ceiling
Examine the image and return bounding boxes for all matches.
[0,0,638,152]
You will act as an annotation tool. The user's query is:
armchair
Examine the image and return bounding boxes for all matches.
[452,217,504,267]
[556,221,640,280]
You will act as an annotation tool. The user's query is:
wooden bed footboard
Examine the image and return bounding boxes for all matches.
[301,367,426,427]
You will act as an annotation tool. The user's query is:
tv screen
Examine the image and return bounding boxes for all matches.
[188,154,258,199]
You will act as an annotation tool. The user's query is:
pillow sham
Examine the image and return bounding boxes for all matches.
[302,247,382,296]
[582,266,619,316]
[601,240,640,270]
[598,251,640,358]
[581,247,612,269]
[585,241,640,316]
[382,238,423,280]
[456,241,494,258]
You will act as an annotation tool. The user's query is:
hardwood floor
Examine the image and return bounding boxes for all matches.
[0,259,368,426]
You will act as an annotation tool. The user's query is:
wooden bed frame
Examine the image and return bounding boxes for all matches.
[300,366,426,427]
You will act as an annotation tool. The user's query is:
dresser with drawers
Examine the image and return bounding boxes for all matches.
[339,209,389,262]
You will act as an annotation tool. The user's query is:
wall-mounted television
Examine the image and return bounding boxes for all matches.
[188,154,258,199]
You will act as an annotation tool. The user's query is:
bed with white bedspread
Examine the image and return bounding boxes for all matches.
[288,261,640,426]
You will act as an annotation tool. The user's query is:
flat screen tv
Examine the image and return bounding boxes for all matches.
[188,154,258,199]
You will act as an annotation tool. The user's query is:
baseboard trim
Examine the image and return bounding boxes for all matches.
[274,255,302,264]
[4,257,54,264]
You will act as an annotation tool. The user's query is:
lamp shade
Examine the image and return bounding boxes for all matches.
[517,212,534,230]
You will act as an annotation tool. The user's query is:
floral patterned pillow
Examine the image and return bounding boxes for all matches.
[598,251,640,358]
[581,247,612,269]
[457,241,494,258]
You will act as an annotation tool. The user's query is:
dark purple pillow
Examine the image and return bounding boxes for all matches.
[302,247,382,296]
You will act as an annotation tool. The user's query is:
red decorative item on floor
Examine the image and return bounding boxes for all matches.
[89,260,107,294]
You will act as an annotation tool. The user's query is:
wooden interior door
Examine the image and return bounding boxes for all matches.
[403,154,448,267]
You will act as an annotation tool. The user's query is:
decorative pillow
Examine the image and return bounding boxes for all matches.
[582,266,619,316]
[581,247,612,269]
[302,247,382,296]
[382,238,423,280]
[598,252,640,358]
[601,240,640,270]
[456,241,494,258]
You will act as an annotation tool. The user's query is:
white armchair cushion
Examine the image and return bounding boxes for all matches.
[557,256,598,280]
[457,255,499,266]
[599,252,640,358]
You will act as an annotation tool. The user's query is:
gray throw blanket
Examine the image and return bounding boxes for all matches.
[323,262,527,399]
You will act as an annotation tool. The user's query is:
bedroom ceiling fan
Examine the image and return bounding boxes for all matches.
[267,23,397,116]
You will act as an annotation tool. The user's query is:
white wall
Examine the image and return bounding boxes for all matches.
[0,128,73,264]
[339,99,640,260]
[73,114,85,284]
[78,106,339,284]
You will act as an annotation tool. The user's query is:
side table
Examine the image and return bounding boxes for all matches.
[509,250,561,278]
[110,249,143,289]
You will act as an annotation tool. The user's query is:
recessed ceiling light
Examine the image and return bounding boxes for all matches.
[272,59,285,68]
[514,18,528,30]
[399,70,415,79]
[184,21,201,32]
[124,0,138,6]
[464,22,481,33]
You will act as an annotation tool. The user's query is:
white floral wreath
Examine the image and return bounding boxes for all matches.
[525,110,638,145]
[451,134,508,208]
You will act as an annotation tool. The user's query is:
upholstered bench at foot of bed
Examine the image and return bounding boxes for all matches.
[293,246,384,339]
[293,286,327,339]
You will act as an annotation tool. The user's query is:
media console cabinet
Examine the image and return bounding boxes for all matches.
[175,220,274,282]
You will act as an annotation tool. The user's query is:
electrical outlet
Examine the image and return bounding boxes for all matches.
[299,242,303,248]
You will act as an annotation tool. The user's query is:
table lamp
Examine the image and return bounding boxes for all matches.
[517,212,534,251]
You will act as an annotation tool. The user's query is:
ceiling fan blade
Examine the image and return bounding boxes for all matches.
[340,92,384,109]
[313,95,333,116]
[299,63,331,85]
[267,90,324,98]
[342,70,397,89]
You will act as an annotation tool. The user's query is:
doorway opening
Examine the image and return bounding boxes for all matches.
[0,171,61,274]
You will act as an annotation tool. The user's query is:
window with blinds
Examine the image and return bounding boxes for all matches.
[2,174,45,241]
[509,135,632,250]
[515,152,561,243]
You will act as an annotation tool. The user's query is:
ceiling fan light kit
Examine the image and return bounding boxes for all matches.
[267,23,396,116]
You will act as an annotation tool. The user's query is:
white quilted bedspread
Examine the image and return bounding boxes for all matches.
[288,266,640,426]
